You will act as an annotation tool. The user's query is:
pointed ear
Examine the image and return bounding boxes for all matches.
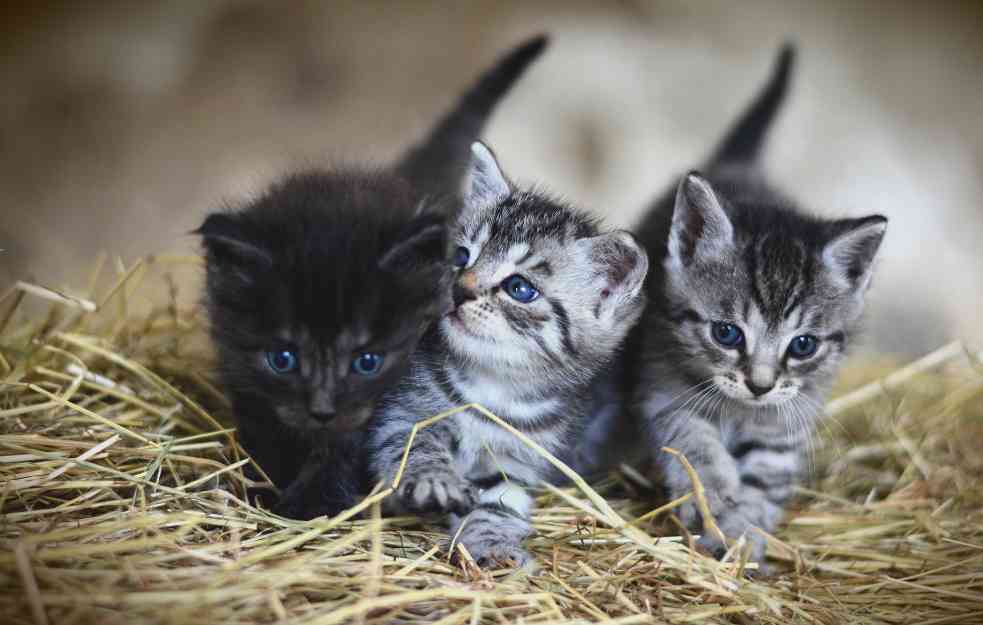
[378,216,448,272]
[579,230,650,323]
[667,173,734,266]
[194,213,271,266]
[462,141,510,210]
[822,215,887,291]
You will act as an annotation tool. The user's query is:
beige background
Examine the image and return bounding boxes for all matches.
[2,1,981,355]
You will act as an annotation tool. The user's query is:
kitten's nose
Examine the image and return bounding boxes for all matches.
[308,387,335,422]
[452,283,477,308]
[745,380,775,397]
[309,410,336,423]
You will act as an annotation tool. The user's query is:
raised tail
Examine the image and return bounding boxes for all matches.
[394,34,548,200]
[708,42,796,167]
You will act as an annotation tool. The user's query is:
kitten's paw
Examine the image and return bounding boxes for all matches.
[672,483,739,531]
[451,505,535,570]
[397,469,476,515]
[454,529,532,569]
[690,492,781,573]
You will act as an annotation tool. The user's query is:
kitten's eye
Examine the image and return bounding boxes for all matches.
[452,246,470,268]
[502,274,539,303]
[351,352,384,376]
[266,348,298,374]
[787,335,819,359]
[711,322,744,348]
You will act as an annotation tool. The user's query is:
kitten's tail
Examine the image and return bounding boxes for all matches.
[708,42,796,167]
[394,34,548,200]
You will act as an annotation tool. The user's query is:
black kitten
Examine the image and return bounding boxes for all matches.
[197,36,548,519]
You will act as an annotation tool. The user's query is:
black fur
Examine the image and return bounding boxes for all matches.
[396,36,548,203]
[197,36,548,519]
[709,43,795,166]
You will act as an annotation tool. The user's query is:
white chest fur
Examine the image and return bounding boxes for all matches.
[445,368,563,483]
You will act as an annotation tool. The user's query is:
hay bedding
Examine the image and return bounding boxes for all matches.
[1,255,982,625]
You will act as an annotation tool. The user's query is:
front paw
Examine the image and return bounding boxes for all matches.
[672,480,740,533]
[397,469,476,515]
[454,525,532,569]
[451,506,534,570]
[688,489,782,570]
[464,537,532,569]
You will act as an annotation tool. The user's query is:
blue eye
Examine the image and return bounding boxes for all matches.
[711,322,744,348]
[788,335,819,359]
[351,352,384,376]
[266,348,298,374]
[502,274,539,303]
[452,246,470,268]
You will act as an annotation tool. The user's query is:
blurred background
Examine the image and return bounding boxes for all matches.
[2,1,981,355]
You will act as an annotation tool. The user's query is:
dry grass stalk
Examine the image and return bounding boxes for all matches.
[1,255,981,624]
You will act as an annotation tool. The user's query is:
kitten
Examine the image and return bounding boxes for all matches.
[630,44,888,563]
[197,36,548,519]
[369,141,649,567]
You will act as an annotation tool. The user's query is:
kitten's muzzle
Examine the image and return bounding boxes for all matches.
[745,380,775,397]
[309,409,336,423]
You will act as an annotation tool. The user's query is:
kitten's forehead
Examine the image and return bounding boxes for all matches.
[460,191,597,251]
[742,233,811,328]
[684,233,840,334]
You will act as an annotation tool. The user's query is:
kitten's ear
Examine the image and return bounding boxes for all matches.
[667,173,734,266]
[462,141,511,211]
[195,213,271,266]
[822,215,888,291]
[580,230,650,323]
[378,215,448,272]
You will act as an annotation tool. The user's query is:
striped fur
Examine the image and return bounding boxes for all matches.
[369,142,648,568]
[630,46,888,565]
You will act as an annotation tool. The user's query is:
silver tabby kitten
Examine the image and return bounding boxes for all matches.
[369,141,648,567]
[631,45,888,563]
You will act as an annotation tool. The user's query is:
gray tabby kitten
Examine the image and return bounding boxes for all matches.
[631,45,888,562]
[369,141,648,567]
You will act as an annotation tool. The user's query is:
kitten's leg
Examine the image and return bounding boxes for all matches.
[733,437,803,509]
[649,413,751,556]
[371,410,476,515]
[653,414,787,563]
[727,436,804,561]
[449,480,534,568]
[273,435,366,520]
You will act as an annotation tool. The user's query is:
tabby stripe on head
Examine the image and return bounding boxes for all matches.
[548,298,577,355]
[502,304,544,333]
[515,248,534,265]
[746,245,769,318]
[668,308,705,324]
[530,259,552,275]
[782,292,803,320]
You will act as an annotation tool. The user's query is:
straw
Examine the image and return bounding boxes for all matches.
[1,256,981,624]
